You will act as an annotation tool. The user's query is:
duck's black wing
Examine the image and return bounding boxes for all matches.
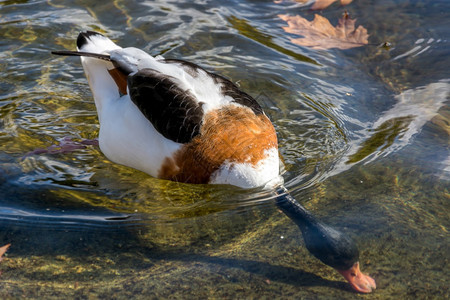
[127,68,204,144]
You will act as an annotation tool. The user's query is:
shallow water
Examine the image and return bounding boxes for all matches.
[0,0,449,298]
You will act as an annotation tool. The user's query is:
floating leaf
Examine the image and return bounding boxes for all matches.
[279,13,369,50]
[311,0,353,10]
[0,244,10,262]
[274,0,353,10]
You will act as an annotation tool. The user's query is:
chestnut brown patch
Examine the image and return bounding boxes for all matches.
[158,105,278,184]
[108,68,128,95]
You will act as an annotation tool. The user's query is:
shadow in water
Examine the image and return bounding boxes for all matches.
[1,218,350,293]
[0,177,351,293]
[155,251,350,291]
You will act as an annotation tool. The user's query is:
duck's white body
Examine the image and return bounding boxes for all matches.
[76,32,281,188]
[97,90,180,178]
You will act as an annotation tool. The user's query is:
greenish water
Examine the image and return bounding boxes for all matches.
[0,0,449,298]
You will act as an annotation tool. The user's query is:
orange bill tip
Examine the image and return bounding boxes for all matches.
[338,261,376,293]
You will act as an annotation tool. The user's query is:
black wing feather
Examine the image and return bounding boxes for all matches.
[127,69,204,144]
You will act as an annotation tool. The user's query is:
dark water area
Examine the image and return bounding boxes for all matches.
[0,0,449,298]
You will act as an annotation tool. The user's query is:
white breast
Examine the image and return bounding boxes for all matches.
[209,147,282,189]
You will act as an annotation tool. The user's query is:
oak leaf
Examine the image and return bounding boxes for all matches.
[274,0,353,10]
[279,13,369,50]
[0,244,10,262]
[312,0,353,10]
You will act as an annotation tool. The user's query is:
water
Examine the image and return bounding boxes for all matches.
[0,0,449,298]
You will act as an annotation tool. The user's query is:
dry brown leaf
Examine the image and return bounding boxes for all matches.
[312,0,353,10]
[279,13,369,50]
[0,244,10,262]
[274,0,308,3]
[274,0,353,9]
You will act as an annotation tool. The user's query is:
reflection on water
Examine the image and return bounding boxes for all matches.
[346,80,449,165]
[0,0,449,298]
[347,115,414,164]
[393,38,443,61]
[347,80,450,163]
[227,16,319,65]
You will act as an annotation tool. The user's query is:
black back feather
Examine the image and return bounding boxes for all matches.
[128,69,204,144]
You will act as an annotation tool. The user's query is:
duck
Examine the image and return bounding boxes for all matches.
[52,31,376,293]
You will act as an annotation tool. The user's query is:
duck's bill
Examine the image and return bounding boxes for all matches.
[338,262,376,293]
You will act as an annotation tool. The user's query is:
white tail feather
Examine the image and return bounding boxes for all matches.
[77,32,121,53]
[77,32,123,118]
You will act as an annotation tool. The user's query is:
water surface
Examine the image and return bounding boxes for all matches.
[0,0,449,298]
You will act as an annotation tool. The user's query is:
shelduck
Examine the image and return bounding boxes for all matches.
[52,31,376,293]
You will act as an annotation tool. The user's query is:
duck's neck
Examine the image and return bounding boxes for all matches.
[275,187,320,233]
[274,186,359,271]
